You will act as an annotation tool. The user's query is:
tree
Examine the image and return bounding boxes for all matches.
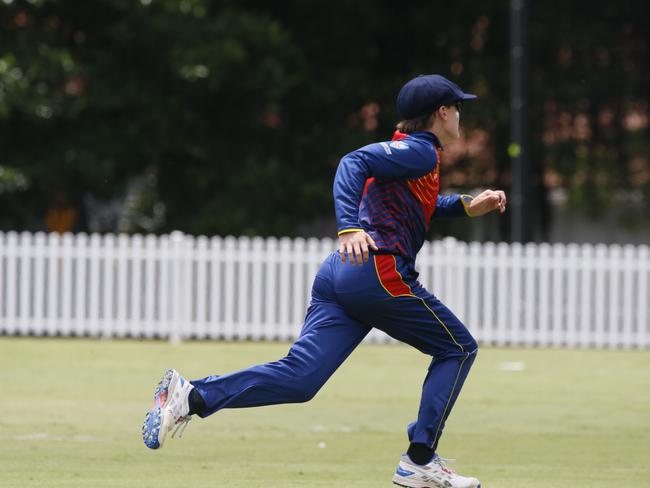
[1,0,648,242]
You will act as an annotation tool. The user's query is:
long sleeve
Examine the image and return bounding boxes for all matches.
[333,140,437,234]
[432,194,474,219]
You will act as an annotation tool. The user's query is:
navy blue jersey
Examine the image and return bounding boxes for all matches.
[334,131,472,263]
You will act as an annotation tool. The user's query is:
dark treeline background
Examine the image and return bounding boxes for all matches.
[1,0,648,242]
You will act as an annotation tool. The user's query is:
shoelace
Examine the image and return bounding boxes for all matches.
[432,456,457,474]
[171,416,191,439]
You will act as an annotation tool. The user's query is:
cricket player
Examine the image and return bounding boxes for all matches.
[142,74,506,488]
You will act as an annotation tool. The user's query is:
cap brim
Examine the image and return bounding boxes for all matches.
[459,93,477,101]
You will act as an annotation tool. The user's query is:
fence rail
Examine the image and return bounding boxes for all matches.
[0,231,648,349]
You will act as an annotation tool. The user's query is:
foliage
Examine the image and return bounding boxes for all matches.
[0,0,648,239]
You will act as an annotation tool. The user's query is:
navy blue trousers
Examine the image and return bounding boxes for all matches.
[191,252,478,451]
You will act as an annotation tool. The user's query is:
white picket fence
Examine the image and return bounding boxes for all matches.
[0,231,648,349]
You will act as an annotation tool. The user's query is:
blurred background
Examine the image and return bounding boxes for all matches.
[1,0,648,244]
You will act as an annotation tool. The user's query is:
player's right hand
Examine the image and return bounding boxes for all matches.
[338,231,378,265]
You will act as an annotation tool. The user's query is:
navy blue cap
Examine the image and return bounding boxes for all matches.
[396,74,477,119]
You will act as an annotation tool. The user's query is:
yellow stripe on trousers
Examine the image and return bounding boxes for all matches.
[431,352,470,449]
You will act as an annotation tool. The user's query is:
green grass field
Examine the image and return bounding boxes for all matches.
[1,338,649,487]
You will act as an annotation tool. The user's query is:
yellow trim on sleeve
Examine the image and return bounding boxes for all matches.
[460,194,474,217]
[337,228,364,236]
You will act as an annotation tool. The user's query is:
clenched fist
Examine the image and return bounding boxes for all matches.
[466,190,507,217]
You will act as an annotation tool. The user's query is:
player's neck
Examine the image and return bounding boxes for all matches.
[427,125,458,148]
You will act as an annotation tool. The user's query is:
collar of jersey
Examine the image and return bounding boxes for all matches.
[407,131,442,149]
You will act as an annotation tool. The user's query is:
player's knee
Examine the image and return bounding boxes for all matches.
[297,388,318,403]
[289,382,320,403]
[464,334,478,354]
[443,334,478,357]
[283,370,323,403]
[276,355,325,403]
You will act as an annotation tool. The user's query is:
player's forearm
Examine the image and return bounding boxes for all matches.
[333,154,369,233]
[432,194,474,219]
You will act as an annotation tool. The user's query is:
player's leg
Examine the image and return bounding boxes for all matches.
[189,298,370,415]
[376,287,479,487]
[355,295,477,450]
[334,254,479,487]
[142,253,371,449]
[391,295,477,453]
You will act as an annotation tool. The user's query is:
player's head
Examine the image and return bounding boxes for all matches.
[395,74,476,144]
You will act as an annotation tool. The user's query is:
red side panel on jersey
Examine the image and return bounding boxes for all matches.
[362,177,375,198]
[374,254,413,297]
[392,131,440,224]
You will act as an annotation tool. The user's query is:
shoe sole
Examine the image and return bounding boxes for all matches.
[392,475,481,488]
[156,406,175,448]
[143,369,180,449]
[154,369,177,408]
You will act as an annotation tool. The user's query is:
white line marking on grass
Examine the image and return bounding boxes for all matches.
[310,425,355,433]
[498,361,526,371]
[14,433,49,440]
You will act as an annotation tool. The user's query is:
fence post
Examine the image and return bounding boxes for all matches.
[6,232,18,334]
[264,237,278,340]
[250,236,265,340]
[169,231,187,345]
[481,241,496,345]
[538,243,551,347]
[551,243,566,347]
[209,236,223,339]
[74,233,88,337]
[45,232,60,337]
[523,242,537,347]
[195,235,209,340]
[143,234,158,339]
[579,244,594,348]
[496,242,510,346]
[237,236,251,340]
[622,245,636,349]
[88,233,102,337]
[33,232,47,336]
[594,244,608,348]
[565,244,580,348]
[131,234,144,338]
[608,245,622,349]
[510,241,523,346]
[19,231,33,334]
[638,245,649,349]
[223,236,236,340]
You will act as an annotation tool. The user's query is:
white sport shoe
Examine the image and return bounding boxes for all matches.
[392,454,481,488]
[142,369,194,449]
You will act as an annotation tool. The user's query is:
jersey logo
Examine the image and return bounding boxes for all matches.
[380,142,392,155]
[389,140,409,150]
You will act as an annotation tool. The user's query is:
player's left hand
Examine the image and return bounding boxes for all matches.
[466,189,507,216]
[338,230,378,265]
